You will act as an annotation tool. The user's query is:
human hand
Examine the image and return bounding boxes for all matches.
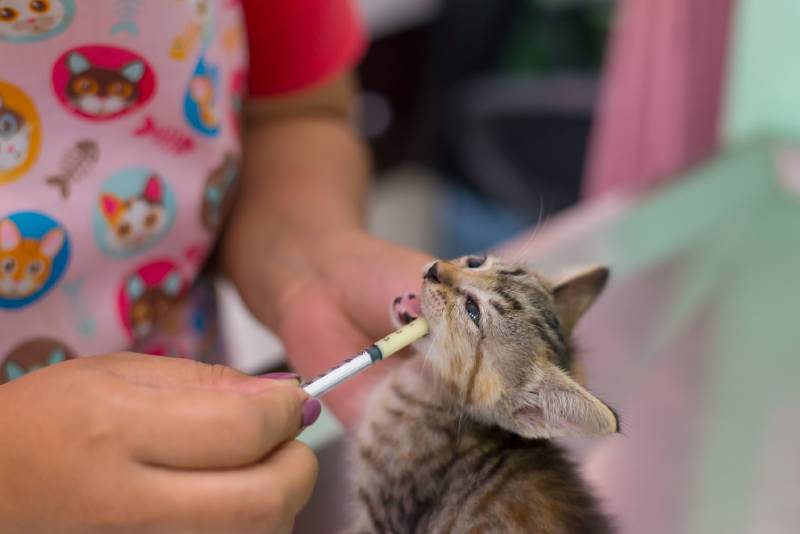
[0,353,319,533]
[224,227,432,428]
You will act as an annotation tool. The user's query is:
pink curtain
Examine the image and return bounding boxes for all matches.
[584,0,734,198]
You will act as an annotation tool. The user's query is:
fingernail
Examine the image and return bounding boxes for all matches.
[301,398,322,428]
[258,372,301,383]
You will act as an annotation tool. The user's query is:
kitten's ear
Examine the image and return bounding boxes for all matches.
[121,60,145,83]
[0,219,21,251]
[552,265,609,332]
[510,364,618,439]
[48,348,67,365]
[126,274,145,300]
[100,194,124,219]
[67,52,91,74]
[4,361,26,381]
[142,175,163,203]
[162,271,182,296]
[40,228,65,259]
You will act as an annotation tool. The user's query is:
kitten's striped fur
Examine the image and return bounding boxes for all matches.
[351,255,618,533]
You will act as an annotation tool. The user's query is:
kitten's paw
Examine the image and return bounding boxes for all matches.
[390,293,421,328]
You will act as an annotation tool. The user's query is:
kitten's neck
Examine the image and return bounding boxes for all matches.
[398,356,497,430]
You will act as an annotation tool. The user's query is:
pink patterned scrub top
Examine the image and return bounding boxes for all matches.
[0,0,364,382]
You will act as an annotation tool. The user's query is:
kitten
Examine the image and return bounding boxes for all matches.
[99,175,167,253]
[0,95,31,171]
[352,255,618,534]
[66,51,145,117]
[0,218,65,298]
[125,269,183,339]
[0,0,67,39]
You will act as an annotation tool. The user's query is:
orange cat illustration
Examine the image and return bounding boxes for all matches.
[0,218,65,298]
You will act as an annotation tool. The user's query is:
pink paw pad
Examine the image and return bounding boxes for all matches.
[392,293,421,325]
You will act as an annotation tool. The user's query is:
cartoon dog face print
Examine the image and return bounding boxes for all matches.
[201,153,238,232]
[0,95,30,172]
[2,338,76,383]
[0,0,75,43]
[0,82,41,184]
[0,212,69,309]
[93,168,176,258]
[119,260,186,340]
[53,46,155,121]
[66,51,145,117]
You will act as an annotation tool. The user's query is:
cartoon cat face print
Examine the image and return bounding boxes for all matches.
[66,51,145,117]
[2,338,75,383]
[125,269,183,339]
[100,175,167,253]
[0,218,64,298]
[0,95,30,171]
[0,0,68,40]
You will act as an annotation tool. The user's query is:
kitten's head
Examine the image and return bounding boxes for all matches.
[420,254,618,439]
[0,218,64,298]
[66,51,144,117]
[0,0,67,38]
[125,270,183,339]
[2,338,74,383]
[0,95,26,139]
[100,176,167,252]
[0,95,30,170]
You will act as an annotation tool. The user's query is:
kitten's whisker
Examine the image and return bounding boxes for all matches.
[506,192,549,265]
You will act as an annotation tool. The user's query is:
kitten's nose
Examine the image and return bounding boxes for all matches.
[424,262,440,284]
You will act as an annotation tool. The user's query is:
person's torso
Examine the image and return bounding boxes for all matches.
[0,0,247,381]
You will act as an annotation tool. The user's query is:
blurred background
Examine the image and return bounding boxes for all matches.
[220,1,800,532]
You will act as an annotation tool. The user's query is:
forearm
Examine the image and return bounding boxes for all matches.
[237,115,369,236]
[219,83,371,331]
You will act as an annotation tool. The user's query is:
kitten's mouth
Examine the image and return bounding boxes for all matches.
[392,292,423,325]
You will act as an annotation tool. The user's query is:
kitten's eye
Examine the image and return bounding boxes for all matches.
[465,296,481,326]
[27,261,42,276]
[144,212,159,228]
[72,77,98,96]
[466,255,486,268]
[1,258,16,274]
[0,7,18,21]
[117,222,132,238]
[109,82,133,98]
[0,114,17,134]
[29,0,49,13]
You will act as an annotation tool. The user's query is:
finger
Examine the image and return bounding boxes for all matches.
[279,297,375,427]
[334,238,432,337]
[87,352,293,394]
[148,440,318,533]
[125,382,308,468]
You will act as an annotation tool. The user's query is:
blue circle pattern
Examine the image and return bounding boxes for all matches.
[0,0,76,44]
[0,211,70,310]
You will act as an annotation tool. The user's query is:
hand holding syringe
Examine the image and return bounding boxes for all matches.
[301,318,429,397]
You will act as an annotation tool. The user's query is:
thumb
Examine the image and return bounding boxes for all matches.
[86,352,290,394]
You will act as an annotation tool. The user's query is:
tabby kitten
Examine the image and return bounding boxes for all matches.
[352,255,618,534]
